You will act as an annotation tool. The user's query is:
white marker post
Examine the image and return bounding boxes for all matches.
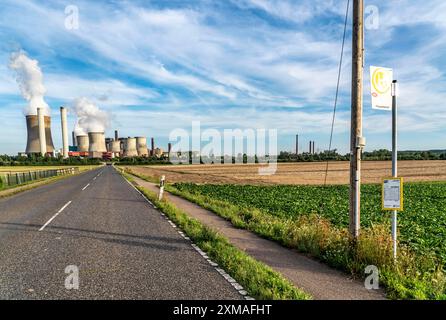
[158,175,165,201]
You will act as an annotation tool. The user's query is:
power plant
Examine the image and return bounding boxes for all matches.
[21,105,169,160]
[11,51,169,161]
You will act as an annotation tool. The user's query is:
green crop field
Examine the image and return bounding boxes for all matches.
[173,182,446,265]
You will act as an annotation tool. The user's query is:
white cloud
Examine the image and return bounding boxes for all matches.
[0,0,445,155]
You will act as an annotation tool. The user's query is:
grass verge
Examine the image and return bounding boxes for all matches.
[120,170,311,300]
[123,169,446,300]
[167,186,446,300]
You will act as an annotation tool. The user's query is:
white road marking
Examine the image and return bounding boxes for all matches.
[39,201,72,231]
[120,171,253,300]
[82,183,90,191]
[93,177,97,180]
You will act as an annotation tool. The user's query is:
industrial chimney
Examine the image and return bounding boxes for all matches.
[115,130,118,141]
[295,134,299,155]
[25,111,55,155]
[37,108,47,156]
[72,131,76,147]
[76,135,89,152]
[136,137,149,157]
[124,137,138,157]
[151,137,155,155]
[168,142,172,160]
[60,107,69,158]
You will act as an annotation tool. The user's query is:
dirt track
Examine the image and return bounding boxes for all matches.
[126,160,446,185]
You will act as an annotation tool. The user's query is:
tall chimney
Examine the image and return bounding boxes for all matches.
[312,141,315,154]
[168,142,172,160]
[37,108,47,156]
[309,141,312,154]
[295,134,299,155]
[60,107,69,159]
[115,130,118,141]
[151,137,155,155]
[72,131,76,147]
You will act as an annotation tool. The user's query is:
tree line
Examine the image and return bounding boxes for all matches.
[278,149,446,162]
[0,154,102,166]
[1,148,444,166]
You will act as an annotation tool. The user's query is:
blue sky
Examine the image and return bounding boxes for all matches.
[0,0,445,155]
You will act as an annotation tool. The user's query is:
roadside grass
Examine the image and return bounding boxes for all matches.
[120,170,311,300]
[122,169,446,299]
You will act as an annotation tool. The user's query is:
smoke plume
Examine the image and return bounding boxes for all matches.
[9,51,51,116]
[72,97,110,135]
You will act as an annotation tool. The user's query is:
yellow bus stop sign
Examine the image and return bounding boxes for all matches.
[370,66,393,111]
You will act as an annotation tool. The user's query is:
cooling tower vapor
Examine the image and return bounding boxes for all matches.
[72,97,110,134]
[9,51,51,116]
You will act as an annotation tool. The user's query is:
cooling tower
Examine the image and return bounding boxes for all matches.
[88,132,107,153]
[76,135,89,152]
[119,138,127,153]
[25,114,55,155]
[123,137,138,157]
[136,137,148,157]
[154,148,164,158]
[111,140,121,153]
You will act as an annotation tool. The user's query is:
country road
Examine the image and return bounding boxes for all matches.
[0,166,242,299]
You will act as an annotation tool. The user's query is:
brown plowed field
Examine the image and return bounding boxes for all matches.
[125,160,446,185]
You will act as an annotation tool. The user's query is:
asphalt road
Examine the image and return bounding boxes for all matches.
[0,166,242,299]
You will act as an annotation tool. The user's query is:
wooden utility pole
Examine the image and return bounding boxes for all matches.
[349,0,364,239]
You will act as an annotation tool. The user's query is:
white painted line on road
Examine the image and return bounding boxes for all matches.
[93,177,97,180]
[120,172,253,300]
[39,201,72,231]
[82,183,90,191]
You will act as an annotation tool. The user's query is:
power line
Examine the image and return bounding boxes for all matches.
[323,0,350,186]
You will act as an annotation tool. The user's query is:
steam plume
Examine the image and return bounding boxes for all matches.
[9,51,51,116]
[72,97,110,135]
